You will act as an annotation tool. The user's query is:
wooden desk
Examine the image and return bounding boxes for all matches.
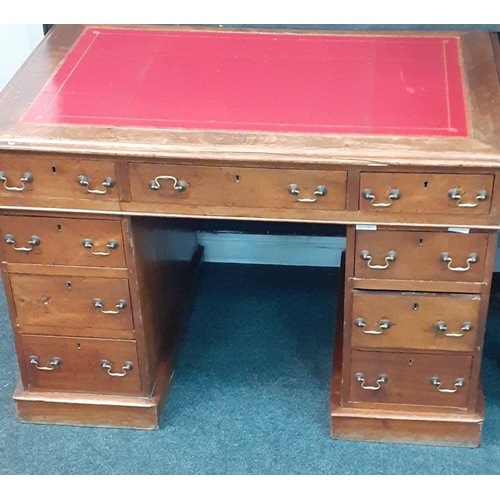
[1,25,500,446]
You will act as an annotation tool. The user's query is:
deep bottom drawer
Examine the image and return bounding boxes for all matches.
[349,350,472,409]
[20,335,141,395]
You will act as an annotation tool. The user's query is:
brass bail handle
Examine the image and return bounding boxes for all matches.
[100,360,133,377]
[354,317,391,335]
[355,373,388,391]
[0,171,33,191]
[29,355,62,371]
[77,174,115,195]
[435,320,472,338]
[93,298,127,314]
[360,250,396,270]
[4,234,41,252]
[83,238,119,256]
[430,376,464,393]
[149,175,188,192]
[448,188,487,208]
[287,183,327,203]
[362,188,401,207]
[440,252,478,272]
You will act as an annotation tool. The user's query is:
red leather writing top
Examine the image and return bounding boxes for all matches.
[23,27,468,137]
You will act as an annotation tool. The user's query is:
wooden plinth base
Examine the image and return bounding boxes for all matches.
[330,391,484,447]
[13,355,174,430]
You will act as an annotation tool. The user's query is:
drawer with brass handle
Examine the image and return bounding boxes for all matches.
[354,229,489,282]
[9,274,134,333]
[351,290,481,352]
[359,172,494,214]
[0,154,119,209]
[0,215,126,268]
[349,350,472,408]
[20,334,141,395]
[129,162,347,212]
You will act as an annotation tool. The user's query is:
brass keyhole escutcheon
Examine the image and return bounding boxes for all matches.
[413,303,419,311]
[66,281,72,290]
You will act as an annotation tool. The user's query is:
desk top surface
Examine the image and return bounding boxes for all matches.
[23,27,467,138]
[1,26,500,166]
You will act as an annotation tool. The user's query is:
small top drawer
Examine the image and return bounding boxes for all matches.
[0,215,126,268]
[129,163,347,212]
[0,154,119,208]
[359,172,494,215]
[354,229,490,283]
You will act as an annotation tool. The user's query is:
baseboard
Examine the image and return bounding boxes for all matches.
[197,232,346,267]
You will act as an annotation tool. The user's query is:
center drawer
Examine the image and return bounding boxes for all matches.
[351,291,481,352]
[129,163,347,211]
[10,274,134,332]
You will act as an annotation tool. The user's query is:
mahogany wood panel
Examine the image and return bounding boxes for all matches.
[0,153,120,210]
[10,274,134,332]
[0,215,126,268]
[128,217,200,390]
[349,350,472,409]
[20,335,141,395]
[350,291,481,352]
[354,229,490,282]
[359,172,494,215]
[129,163,347,212]
[330,412,483,447]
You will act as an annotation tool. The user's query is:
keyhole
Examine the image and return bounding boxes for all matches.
[51,166,57,174]
[234,174,240,183]
[413,303,419,311]
[66,281,72,290]
[418,238,423,246]
[423,181,428,189]
[408,359,414,366]
[56,224,62,232]
[76,343,81,350]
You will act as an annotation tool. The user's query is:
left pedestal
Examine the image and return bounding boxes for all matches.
[0,213,200,429]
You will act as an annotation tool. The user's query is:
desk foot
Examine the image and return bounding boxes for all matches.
[329,395,484,447]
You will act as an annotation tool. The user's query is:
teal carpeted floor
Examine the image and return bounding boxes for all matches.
[1,263,500,474]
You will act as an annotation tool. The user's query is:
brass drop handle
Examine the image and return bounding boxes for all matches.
[149,175,188,192]
[440,252,478,272]
[448,188,487,208]
[355,317,391,335]
[0,171,33,191]
[362,188,401,207]
[287,183,327,203]
[100,359,133,377]
[77,174,115,195]
[435,321,472,338]
[4,234,40,252]
[93,298,127,314]
[430,376,465,393]
[360,250,396,269]
[83,238,118,256]
[29,355,61,371]
[355,373,388,391]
